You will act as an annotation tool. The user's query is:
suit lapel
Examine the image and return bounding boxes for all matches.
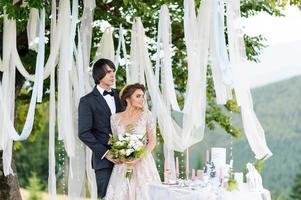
[113,88,123,113]
[92,87,111,116]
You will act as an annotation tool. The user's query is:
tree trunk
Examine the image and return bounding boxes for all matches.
[0,151,22,200]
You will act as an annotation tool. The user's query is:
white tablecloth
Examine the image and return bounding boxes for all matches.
[148,183,271,200]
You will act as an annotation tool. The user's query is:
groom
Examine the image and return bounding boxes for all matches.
[78,58,123,199]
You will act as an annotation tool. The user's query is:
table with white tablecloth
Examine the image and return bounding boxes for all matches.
[148,183,271,200]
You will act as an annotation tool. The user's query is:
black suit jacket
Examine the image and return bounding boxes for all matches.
[78,86,123,170]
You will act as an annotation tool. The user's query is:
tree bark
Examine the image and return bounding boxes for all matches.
[0,151,22,200]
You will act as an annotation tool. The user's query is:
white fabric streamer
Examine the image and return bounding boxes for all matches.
[0,57,3,71]
[80,0,95,93]
[129,19,146,85]
[0,12,45,173]
[48,1,57,198]
[86,148,98,200]
[13,4,62,82]
[36,8,46,103]
[157,5,180,112]
[94,27,115,62]
[57,0,75,157]
[115,25,129,79]
[78,0,98,199]
[226,0,272,160]
[154,5,178,181]
[68,26,93,199]
[210,0,233,105]
[48,68,56,200]
[68,0,79,71]
[94,27,116,89]
[68,63,87,198]
[128,0,211,152]
[27,8,39,52]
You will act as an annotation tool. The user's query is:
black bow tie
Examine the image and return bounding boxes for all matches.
[103,90,114,96]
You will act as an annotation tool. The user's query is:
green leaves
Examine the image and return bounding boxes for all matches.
[290,167,301,199]
[240,0,283,17]
[254,158,265,173]
[123,0,129,6]
[244,35,267,63]
[206,66,242,138]
[26,172,42,200]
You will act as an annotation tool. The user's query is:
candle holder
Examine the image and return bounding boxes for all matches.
[164,169,172,184]
[204,161,216,178]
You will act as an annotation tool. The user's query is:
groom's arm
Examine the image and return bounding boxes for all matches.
[78,97,108,158]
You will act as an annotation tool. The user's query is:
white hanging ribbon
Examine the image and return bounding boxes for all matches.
[68,0,79,71]
[181,0,210,147]
[57,0,75,157]
[80,16,97,200]
[78,0,98,198]
[128,0,211,152]
[80,0,96,73]
[115,25,130,84]
[48,67,56,200]
[67,25,92,199]
[36,8,45,103]
[0,81,6,151]
[154,5,178,180]
[86,148,98,200]
[210,0,233,105]
[133,18,146,85]
[12,0,63,82]
[48,1,57,198]
[68,61,87,198]
[130,11,205,152]
[128,20,140,84]
[12,4,62,82]
[0,12,44,142]
[94,27,115,62]
[80,0,96,93]
[27,8,39,52]
[93,27,116,87]
[226,0,272,160]
[0,57,3,71]
[76,28,85,98]
[0,35,41,175]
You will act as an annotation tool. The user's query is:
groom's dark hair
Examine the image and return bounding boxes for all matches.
[92,58,116,84]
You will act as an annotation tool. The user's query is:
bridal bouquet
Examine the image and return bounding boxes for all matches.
[108,133,146,179]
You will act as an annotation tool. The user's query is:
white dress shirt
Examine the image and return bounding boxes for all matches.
[97,85,116,160]
[97,85,116,114]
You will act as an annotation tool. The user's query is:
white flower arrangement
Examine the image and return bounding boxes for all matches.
[108,133,147,179]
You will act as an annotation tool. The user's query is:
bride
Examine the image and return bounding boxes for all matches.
[105,83,161,200]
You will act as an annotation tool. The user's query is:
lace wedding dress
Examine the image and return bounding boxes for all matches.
[105,110,161,200]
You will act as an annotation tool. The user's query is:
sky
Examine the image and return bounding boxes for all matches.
[242,6,301,88]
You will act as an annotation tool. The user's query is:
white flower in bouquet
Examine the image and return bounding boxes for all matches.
[118,149,126,156]
[118,134,126,141]
[115,141,125,147]
[128,141,135,148]
[125,148,134,156]
[133,141,143,151]
[130,134,139,141]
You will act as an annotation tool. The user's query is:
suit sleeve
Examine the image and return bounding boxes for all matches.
[78,98,108,158]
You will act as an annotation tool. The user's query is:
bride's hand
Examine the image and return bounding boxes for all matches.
[105,154,123,164]
[125,158,141,167]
